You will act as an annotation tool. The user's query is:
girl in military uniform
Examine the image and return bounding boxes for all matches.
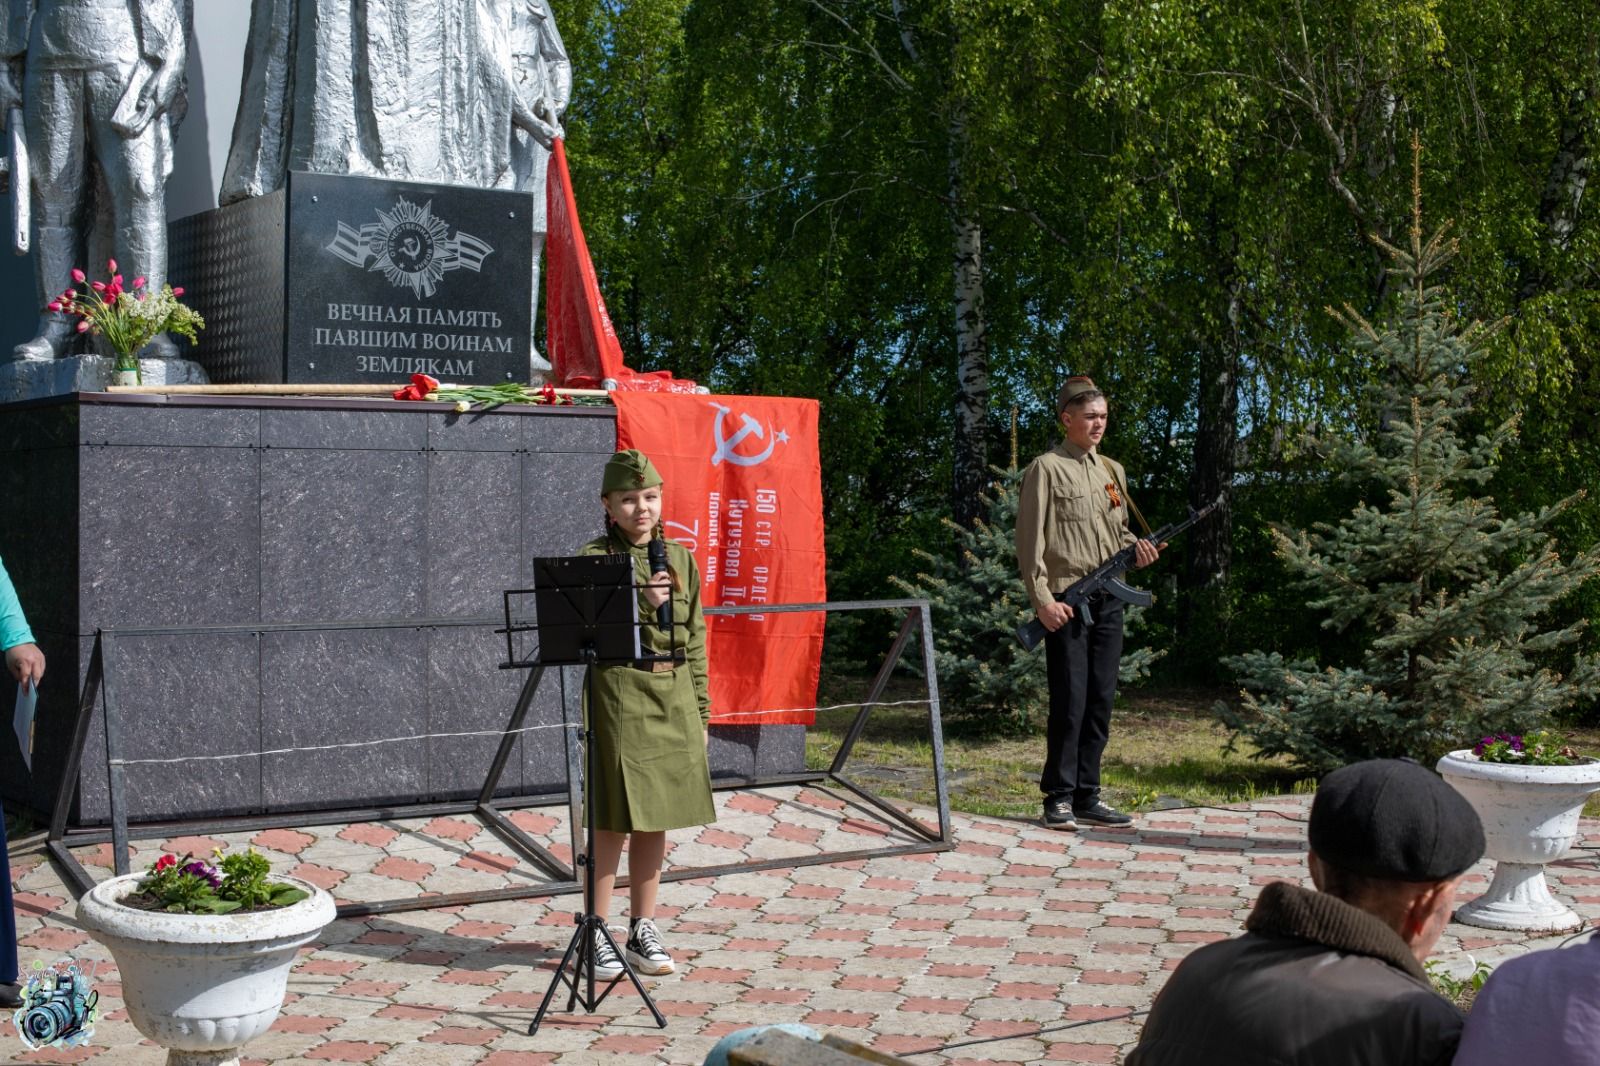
[580,449,715,979]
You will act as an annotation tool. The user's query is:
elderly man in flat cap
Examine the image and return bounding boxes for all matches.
[1016,376,1159,830]
[1126,759,1485,1066]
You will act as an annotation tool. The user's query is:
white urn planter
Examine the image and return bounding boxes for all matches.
[76,873,336,1066]
[1436,750,1600,932]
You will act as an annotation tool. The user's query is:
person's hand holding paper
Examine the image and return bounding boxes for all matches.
[5,640,43,691]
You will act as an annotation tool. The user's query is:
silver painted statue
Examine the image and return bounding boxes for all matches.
[223,0,569,376]
[0,0,190,362]
[508,0,570,373]
[223,0,570,197]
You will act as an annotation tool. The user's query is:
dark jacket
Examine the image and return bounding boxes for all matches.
[1126,882,1463,1066]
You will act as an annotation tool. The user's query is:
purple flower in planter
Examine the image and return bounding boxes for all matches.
[183,861,223,889]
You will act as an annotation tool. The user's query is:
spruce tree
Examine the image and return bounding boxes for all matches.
[895,417,1159,734]
[1221,141,1600,772]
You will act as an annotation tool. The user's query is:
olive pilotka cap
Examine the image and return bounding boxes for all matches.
[1308,759,1485,881]
[601,449,663,493]
[1057,375,1102,413]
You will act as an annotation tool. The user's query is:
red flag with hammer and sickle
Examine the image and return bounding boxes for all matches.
[544,140,697,392]
[614,391,826,724]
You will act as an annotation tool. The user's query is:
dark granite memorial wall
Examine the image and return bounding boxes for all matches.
[0,394,803,825]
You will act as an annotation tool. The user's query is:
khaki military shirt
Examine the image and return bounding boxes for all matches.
[1016,442,1138,611]
[576,532,716,833]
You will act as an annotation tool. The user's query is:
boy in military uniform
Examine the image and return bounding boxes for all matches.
[579,449,715,978]
[1016,377,1159,830]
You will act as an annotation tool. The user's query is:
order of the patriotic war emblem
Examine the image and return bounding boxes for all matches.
[326,197,493,298]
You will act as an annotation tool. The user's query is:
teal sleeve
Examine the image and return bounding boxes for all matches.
[0,555,36,650]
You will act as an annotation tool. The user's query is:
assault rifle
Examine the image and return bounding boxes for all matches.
[1,106,27,255]
[1016,495,1223,652]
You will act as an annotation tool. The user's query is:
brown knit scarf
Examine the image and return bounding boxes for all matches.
[1245,881,1428,982]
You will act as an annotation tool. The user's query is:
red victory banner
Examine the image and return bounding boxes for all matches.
[614,392,826,725]
[544,140,696,393]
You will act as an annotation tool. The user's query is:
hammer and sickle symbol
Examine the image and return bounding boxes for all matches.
[710,402,787,467]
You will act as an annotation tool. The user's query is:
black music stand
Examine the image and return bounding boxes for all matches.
[526,554,668,1034]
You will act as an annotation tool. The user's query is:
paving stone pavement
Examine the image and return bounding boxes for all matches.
[4,787,1597,1065]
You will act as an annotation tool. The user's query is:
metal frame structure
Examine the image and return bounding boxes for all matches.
[45,599,950,919]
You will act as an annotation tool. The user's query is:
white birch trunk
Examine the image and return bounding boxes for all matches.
[949,99,990,527]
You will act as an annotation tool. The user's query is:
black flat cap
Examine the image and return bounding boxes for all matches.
[1308,759,1485,882]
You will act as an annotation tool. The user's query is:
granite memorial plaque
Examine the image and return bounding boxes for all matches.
[168,172,535,385]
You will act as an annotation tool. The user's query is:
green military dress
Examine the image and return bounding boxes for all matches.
[578,531,716,833]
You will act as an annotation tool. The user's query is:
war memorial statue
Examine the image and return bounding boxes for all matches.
[222,0,571,376]
[1,0,192,364]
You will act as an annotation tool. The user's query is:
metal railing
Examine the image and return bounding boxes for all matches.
[47,599,950,918]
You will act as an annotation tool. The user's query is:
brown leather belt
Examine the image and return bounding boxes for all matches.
[631,657,684,673]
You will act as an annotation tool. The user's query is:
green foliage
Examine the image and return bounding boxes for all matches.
[1472,729,1586,766]
[136,855,235,915]
[1220,174,1600,772]
[892,462,1160,733]
[1426,959,1491,1009]
[217,849,310,910]
[548,1,1600,697]
[132,848,308,915]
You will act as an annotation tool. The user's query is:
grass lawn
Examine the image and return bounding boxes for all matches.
[807,677,1600,821]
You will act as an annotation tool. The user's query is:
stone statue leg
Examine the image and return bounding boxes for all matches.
[87,68,178,360]
[524,140,553,378]
[529,227,551,377]
[14,69,89,362]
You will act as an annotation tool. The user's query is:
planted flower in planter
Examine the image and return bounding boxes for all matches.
[127,847,309,915]
[1471,730,1584,766]
[76,844,335,1065]
[1439,731,1600,932]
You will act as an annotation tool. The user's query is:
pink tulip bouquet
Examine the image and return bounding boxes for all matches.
[51,259,205,383]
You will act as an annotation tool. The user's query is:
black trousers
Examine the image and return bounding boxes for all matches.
[1,798,15,984]
[1040,597,1124,806]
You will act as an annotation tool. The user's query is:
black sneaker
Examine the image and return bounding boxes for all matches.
[625,917,675,975]
[591,927,624,981]
[1074,799,1134,827]
[1042,797,1078,831]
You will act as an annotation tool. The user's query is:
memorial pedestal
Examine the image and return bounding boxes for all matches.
[169,172,538,387]
[0,392,804,826]
[0,355,209,404]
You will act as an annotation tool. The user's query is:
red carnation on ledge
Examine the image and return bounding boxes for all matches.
[392,373,441,401]
[388,373,576,411]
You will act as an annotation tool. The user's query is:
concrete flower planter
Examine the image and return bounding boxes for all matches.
[76,873,336,1066]
[1437,750,1600,932]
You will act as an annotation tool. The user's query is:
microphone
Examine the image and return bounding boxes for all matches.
[647,538,672,634]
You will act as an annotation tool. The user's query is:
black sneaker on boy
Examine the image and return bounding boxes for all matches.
[1074,798,1134,827]
[1042,796,1078,831]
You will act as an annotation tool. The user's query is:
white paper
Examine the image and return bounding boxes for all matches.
[13,679,36,771]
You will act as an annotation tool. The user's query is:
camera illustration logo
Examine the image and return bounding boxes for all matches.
[12,958,99,1051]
